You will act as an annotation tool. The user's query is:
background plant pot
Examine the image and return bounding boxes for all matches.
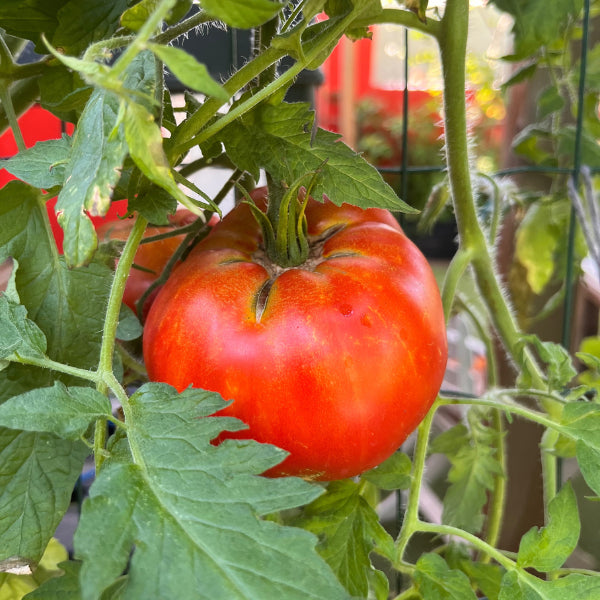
[402,219,458,259]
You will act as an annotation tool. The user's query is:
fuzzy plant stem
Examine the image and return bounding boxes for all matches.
[94,214,149,470]
[437,0,545,388]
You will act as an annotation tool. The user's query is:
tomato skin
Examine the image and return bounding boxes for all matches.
[143,192,447,480]
[97,209,196,315]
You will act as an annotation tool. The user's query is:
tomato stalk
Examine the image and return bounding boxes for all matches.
[95,213,149,470]
[243,169,323,268]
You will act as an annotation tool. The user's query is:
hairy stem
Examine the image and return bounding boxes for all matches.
[154,8,214,45]
[354,8,442,39]
[111,0,177,79]
[437,0,545,388]
[438,395,562,432]
[0,76,41,137]
[0,36,26,152]
[395,404,438,566]
[168,45,285,158]
[94,214,148,470]
[11,355,103,385]
[417,521,515,570]
[481,409,507,563]
[540,428,560,518]
[441,247,474,322]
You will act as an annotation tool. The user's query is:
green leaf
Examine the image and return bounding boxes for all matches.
[200,0,284,28]
[431,410,503,534]
[489,0,584,59]
[148,44,229,100]
[39,66,92,123]
[560,402,600,496]
[512,125,554,165]
[52,0,129,55]
[521,335,576,390]
[0,382,112,440]
[121,0,193,30]
[0,429,88,568]
[575,442,600,497]
[499,570,600,600]
[537,86,566,120]
[414,554,477,600]
[291,479,395,598]
[577,336,600,383]
[2,137,72,190]
[561,402,600,451]
[517,481,580,572]
[0,181,113,383]
[501,62,537,90]
[221,102,413,212]
[557,126,600,168]
[460,560,504,600]
[55,88,127,267]
[116,304,143,341]
[0,294,47,362]
[558,402,600,495]
[124,103,197,213]
[515,200,565,295]
[127,186,177,224]
[121,0,159,30]
[0,182,109,571]
[24,561,82,599]
[74,383,349,600]
[55,51,156,268]
[44,43,114,85]
[0,0,70,48]
[361,451,412,490]
[366,568,389,600]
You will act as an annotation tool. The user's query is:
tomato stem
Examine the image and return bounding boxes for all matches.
[437,0,545,388]
[394,403,437,566]
[0,45,27,153]
[249,168,323,268]
[95,213,148,471]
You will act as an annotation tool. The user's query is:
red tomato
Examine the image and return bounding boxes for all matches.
[97,209,197,316]
[143,190,447,480]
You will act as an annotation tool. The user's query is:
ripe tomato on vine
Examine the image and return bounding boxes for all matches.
[143,187,447,480]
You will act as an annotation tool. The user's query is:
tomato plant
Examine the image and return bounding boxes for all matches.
[144,190,447,480]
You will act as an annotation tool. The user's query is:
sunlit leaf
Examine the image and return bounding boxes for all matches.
[489,0,584,59]
[220,102,413,211]
[200,0,284,28]
[148,44,229,100]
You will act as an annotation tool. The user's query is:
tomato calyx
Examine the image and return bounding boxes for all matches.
[241,169,323,269]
